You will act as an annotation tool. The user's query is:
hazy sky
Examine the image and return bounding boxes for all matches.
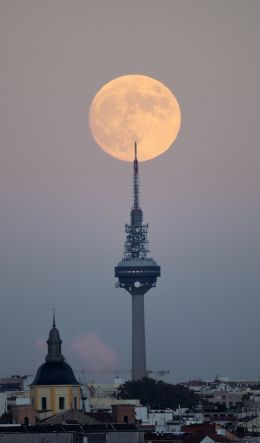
[0,0,259,383]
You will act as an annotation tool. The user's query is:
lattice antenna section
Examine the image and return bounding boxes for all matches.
[124,143,150,260]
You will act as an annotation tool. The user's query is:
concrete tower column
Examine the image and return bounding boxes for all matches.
[132,293,146,380]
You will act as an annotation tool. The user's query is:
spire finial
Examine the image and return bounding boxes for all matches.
[52,307,56,328]
[134,141,137,161]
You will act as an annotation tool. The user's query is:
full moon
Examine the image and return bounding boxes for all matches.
[89,74,181,162]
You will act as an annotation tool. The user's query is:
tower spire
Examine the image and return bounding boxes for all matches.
[45,310,64,362]
[133,142,139,209]
[52,307,56,328]
[123,142,149,259]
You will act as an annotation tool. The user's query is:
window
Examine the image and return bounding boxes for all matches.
[41,397,47,410]
[124,415,129,424]
[59,396,65,410]
[74,396,77,409]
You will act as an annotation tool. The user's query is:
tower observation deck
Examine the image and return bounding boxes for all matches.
[115,143,160,380]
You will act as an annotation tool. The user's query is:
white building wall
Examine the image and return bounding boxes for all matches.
[135,405,148,423]
[0,393,7,416]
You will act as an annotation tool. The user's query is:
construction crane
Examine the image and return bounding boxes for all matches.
[147,370,170,377]
[75,368,170,380]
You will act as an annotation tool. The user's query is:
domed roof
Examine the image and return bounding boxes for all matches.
[31,361,79,386]
[31,312,79,386]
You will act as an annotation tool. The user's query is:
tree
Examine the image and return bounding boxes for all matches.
[118,377,199,410]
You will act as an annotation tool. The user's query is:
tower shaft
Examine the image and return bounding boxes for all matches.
[132,293,146,380]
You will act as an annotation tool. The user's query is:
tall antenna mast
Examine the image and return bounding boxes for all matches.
[133,141,139,209]
[123,143,148,260]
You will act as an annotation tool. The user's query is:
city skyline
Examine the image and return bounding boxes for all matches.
[0,0,259,382]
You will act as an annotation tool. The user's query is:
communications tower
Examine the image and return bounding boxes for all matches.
[115,143,160,380]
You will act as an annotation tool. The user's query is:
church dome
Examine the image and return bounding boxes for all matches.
[31,361,79,386]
